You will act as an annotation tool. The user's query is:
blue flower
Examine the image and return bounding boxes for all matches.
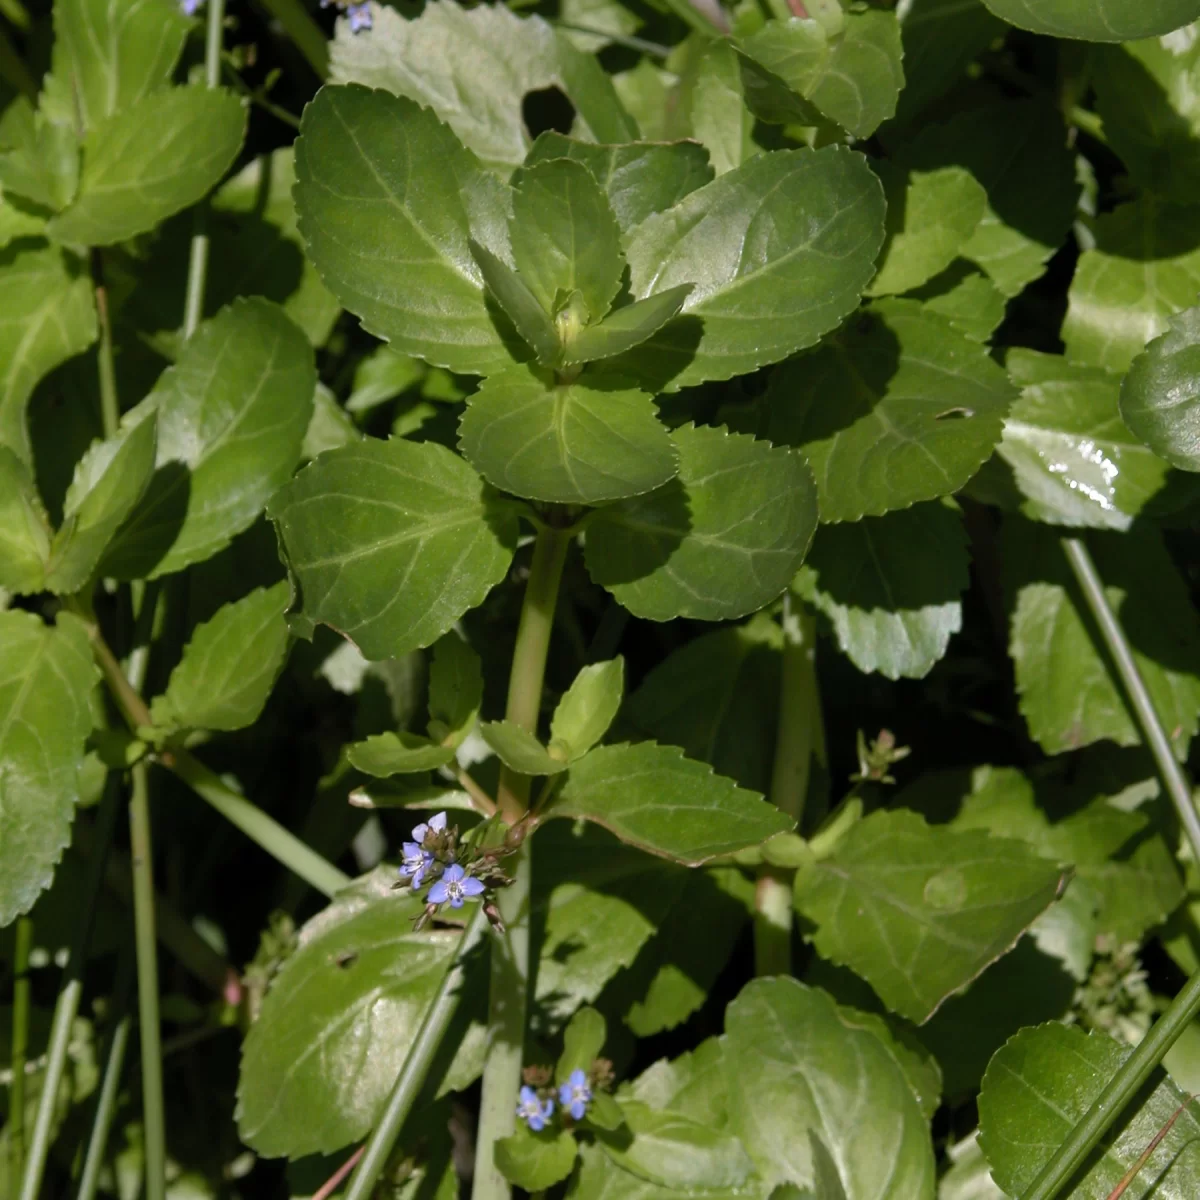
[412,811,447,846]
[516,1086,554,1132]
[398,842,434,888]
[427,863,485,908]
[346,1,372,32]
[179,0,203,13]
[558,1069,592,1121]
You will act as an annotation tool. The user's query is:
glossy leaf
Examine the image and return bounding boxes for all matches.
[1006,519,1200,756]
[1000,349,1173,530]
[524,135,715,232]
[978,0,1200,41]
[687,40,754,177]
[458,366,678,505]
[795,502,969,680]
[549,741,790,866]
[867,165,988,297]
[564,286,693,366]
[495,1125,578,1191]
[1120,306,1200,471]
[45,411,158,594]
[470,240,562,366]
[550,658,624,762]
[0,446,51,593]
[510,158,624,324]
[794,808,1069,1023]
[481,720,568,775]
[1063,198,1200,373]
[0,242,96,463]
[585,423,818,622]
[739,10,905,139]
[724,978,936,1196]
[150,583,291,733]
[978,1023,1200,1196]
[269,436,518,662]
[103,298,315,579]
[0,610,99,926]
[614,145,885,390]
[49,87,246,247]
[768,300,1014,522]
[236,882,483,1157]
[294,85,519,378]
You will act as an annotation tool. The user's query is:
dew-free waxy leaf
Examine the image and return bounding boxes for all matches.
[0,447,51,593]
[295,85,521,378]
[103,298,315,579]
[999,349,1173,530]
[0,242,96,463]
[0,610,99,927]
[458,366,677,505]
[0,98,78,212]
[724,979,936,1196]
[469,241,561,366]
[269,436,518,662]
[794,808,1069,1023]
[49,87,246,247]
[769,300,1014,522]
[549,741,790,865]
[1120,306,1200,471]
[550,658,623,762]
[563,286,693,366]
[978,1024,1200,1197]
[480,721,567,775]
[495,1125,578,1192]
[795,502,969,681]
[150,583,291,733]
[979,0,1200,41]
[614,145,885,390]
[686,40,754,178]
[585,423,817,622]
[348,734,456,777]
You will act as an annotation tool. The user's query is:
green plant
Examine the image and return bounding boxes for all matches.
[6,0,1200,1197]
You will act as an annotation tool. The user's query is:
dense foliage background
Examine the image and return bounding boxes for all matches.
[8,0,1200,1197]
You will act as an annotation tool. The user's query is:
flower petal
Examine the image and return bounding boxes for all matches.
[442,863,465,882]
[461,876,486,896]
[429,811,448,832]
[427,881,449,904]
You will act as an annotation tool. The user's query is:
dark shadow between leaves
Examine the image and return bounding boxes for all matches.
[99,460,192,579]
[596,313,704,395]
[584,475,692,587]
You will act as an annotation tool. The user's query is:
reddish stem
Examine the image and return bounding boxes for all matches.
[313,1145,365,1200]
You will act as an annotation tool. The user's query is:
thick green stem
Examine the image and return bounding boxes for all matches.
[1061,537,1200,862]
[343,905,490,1200]
[473,525,570,1200]
[253,0,329,78]
[9,916,32,1193]
[129,763,166,1200]
[18,777,122,1200]
[1022,963,1200,1200]
[90,250,119,438]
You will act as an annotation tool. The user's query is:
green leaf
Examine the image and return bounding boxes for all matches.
[427,632,482,747]
[1006,518,1200,757]
[510,158,624,326]
[978,0,1200,41]
[0,98,78,212]
[0,446,51,593]
[523,135,714,232]
[549,741,790,865]
[596,1101,755,1191]
[0,242,96,463]
[44,410,158,594]
[585,423,818,622]
[557,1006,607,1083]
[795,502,969,680]
[458,366,678,505]
[480,720,568,775]
[295,84,526,377]
[48,0,190,130]
[1120,306,1200,471]
[1063,198,1200,373]
[723,978,935,1196]
[495,1125,578,1192]
[49,87,246,247]
[794,808,1069,1023]
[614,145,885,391]
[686,40,755,177]
[469,239,562,366]
[236,880,484,1157]
[564,286,694,366]
[905,101,1077,297]
[103,298,315,579]
[978,1023,1200,1197]
[911,262,1008,344]
[149,583,291,733]
[768,300,1014,522]
[330,0,634,172]
[347,733,456,777]
[739,10,905,138]
[0,610,99,926]
[866,165,988,297]
[550,658,624,762]
[269,436,518,662]
[999,349,1174,530]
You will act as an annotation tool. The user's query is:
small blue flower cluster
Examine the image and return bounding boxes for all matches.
[319,0,373,34]
[515,1068,594,1132]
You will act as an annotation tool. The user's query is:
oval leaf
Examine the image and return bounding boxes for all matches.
[584,423,817,622]
[550,658,624,761]
[979,0,1200,42]
[495,1125,578,1192]
[269,436,518,662]
[347,732,456,777]
[481,720,568,775]
[0,446,51,593]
